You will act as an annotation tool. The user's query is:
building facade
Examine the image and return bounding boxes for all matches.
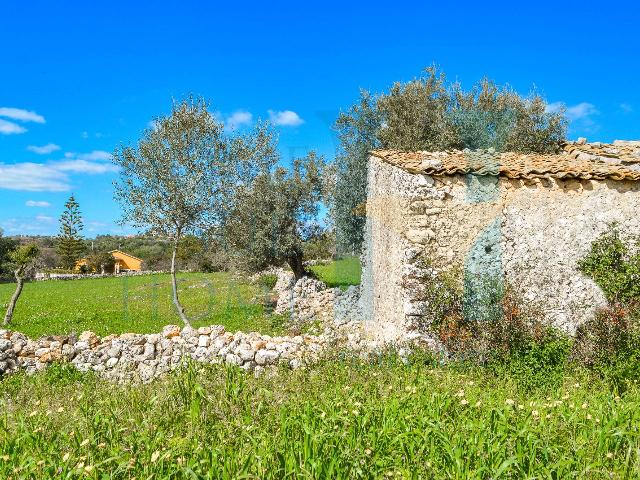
[360,141,640,342]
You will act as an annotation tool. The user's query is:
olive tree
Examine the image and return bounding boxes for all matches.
[113,97,278,326]
[3,243,40,326]
[333,67,568,254]
[224,152,326,280]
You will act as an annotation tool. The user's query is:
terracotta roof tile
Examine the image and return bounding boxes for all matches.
[371,141,640,181]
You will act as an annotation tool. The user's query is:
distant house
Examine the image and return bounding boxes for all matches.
[110,250,143,273]
[75,250,143,273]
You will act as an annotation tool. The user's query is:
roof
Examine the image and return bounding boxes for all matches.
[371,140,640,181]
[108,250,144,262]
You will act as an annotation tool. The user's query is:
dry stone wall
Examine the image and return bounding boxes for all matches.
[0,325,325,382]
[362,154,640,340]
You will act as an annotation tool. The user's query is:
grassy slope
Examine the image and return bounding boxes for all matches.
[0,273,284,337]
[0,359,638,478]
[309,256,361,289]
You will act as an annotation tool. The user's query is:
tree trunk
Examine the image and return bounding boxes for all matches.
[287,250,306,281]
[171,239,191,327]
[3,269,24,326]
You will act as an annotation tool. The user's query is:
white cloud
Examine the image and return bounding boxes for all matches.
[225,110,253,131]
[546,102,599,121]
[0,163,70,192]
[0,107,45,124]
[35,215,54,223]
[54,159,119,174]
[76,150,112,161]
[565,102,598,121]
[268,110,304,127]
[26,200,51,208]
[27,143,61,154]
[0,118,27,135]
[620,103,634,113]
[81,131,89,139]
[0,149,118,192]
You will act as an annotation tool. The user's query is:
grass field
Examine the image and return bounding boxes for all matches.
[309,256,361,289]
[0,258,362,338]
[0,357,638,478]
[0,272,283,338]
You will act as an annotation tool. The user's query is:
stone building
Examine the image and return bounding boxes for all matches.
[360,140,640,341]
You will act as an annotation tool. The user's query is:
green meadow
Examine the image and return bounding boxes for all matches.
[0,358,638,479]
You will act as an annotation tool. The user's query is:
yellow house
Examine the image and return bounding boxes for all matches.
[75,250,143,273]
[110,250,143,273]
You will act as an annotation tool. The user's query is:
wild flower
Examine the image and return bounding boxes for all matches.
[505,399,515,406]
[80,439,90,447]
[151,451,161,463]
[62,453,70,462]
[460,399,469,406]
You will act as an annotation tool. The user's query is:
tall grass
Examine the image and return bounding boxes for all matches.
[1,357,638,478]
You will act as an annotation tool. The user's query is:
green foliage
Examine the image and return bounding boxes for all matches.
[256,273,278,290]
[113,97,278,241]
[85,251,116,274]
[224,152,326,280]
[333,67,567,253]
[56,195,85,269]
[573,306,640,392]
[0,229,18,276]
[578,226,640,304]
[302,229,336,261]
[1,359,639,478]
[0,272,287,337]
[8,243,40,269]
[309,256,361,289]
[490,329,572,392]
[333,90,380,255]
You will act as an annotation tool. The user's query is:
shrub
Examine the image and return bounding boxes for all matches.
[257,273,278,291]
[578,226,640,304]
[573,305,640,391]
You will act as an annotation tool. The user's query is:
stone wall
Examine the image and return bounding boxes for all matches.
[0,325,326,382]
[361,154,640,340]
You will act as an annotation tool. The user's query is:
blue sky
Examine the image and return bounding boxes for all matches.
[1,0,638,237]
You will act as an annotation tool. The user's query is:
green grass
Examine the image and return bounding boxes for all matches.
[0,272,286,338]
[310,256,361,289]
[0,358,638,478]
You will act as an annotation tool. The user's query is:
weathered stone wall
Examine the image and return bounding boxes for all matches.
[0,325,325,382]
[361,155,640,340]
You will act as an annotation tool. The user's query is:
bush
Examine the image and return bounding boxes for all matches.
[256,273,278,291]
[573,306,640,391]
[578,226,640,304]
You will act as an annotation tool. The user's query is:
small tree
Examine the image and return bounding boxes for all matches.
[57,195,85,269]
[86,251,116,274]
[0,229,18,277]
[3,243,40,326]
[225,152,326,280]
[113,97,278,325]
